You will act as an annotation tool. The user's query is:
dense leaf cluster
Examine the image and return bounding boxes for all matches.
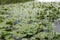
[0,1,60,40]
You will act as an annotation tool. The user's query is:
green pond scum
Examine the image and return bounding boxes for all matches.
[0,1,60,40]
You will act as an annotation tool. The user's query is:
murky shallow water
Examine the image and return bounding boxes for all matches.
[55,20,60,33]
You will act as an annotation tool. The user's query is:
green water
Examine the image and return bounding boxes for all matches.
[0,0,34,4]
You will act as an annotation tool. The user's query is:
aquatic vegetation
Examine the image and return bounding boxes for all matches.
[0,1,60,40]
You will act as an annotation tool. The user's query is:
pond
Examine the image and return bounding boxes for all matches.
[55,20,60,33]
